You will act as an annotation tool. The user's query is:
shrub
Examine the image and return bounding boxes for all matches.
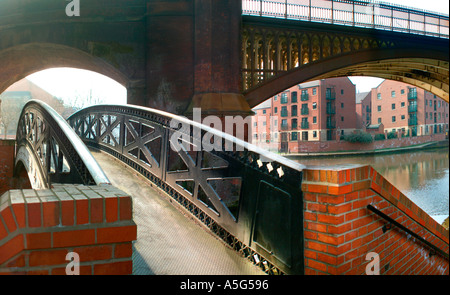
[387,130,398,139]
[342,132,373,143]
[374,133,386,141]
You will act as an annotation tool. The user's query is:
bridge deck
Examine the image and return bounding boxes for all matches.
[90,149,265,275]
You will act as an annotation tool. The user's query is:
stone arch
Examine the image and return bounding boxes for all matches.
[0,43,129,97]
[244,47,449,107]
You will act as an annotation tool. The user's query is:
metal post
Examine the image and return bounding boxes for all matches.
[372,3,375,28]
[408,11,410,33]
[331,0,333,24]
[308,0,311,21]
[352,0,355,26]
[423,12,426,35]
[391,7,393,30]
[285,0,288,19]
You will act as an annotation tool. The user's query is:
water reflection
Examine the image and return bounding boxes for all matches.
[290,148,449,216]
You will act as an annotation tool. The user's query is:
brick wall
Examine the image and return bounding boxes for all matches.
[302,165,449,275]
[285,133,446,154]
[0,140,15,196]
[0,184,136,275]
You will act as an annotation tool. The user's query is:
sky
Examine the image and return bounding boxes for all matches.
[27,68,127,107]
[24,0,447,106]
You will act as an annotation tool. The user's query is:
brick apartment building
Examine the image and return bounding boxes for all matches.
[252,77,356,152]
[357,80,449,136]
[0,78,69,137]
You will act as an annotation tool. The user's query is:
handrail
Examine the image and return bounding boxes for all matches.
[242,0,449,39]
[68,103,306,275]
[16,100,110,187]
[367,204,449,260]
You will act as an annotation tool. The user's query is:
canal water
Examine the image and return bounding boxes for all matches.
[289,148,449,218]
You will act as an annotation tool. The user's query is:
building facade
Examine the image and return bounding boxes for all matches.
[252,77,357,152]
[362,80,449,137]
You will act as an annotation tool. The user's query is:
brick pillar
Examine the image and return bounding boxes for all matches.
[0,184,136,275]
[0,140,15,196]
[301,166,449,275]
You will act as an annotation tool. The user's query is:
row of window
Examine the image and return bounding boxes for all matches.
[376,102,406,111]
[376,88,407,100]
[425,99,446,109]
[253,131,319,141]
[268,102,347,117]
[274,87,345,104]
[377,115,406,124]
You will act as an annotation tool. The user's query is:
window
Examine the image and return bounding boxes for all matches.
[281,119,288,128]
[392,116,396,123]
[281,93,288,104]
[430,100,432,107]
[312,88,317,95]
[254,122,257,127]
[263,110,266,114]
[401,102,405,107]
[301,90,309,101]
[341,116,344,122]
[377,93,381,100]
[291,105,298,116]
[281,106,288,117]
[366,105,370,112]
[312,102,317,109]
[392,103,396,110]
[401,89,405,95]
[377,105,381,112]
[263,121,266,126]
[291,91,298,103]
[391,91,396,98]
[274,95,277,101]
[291,132,298,141]
[301,103,308,115]
[341,89,344,95]
[341,103,344,108]
[274,107,278,114]
[378,118,382,124]
[438,101,441,108]
[313,116,317,124]
[313,131,317,138]
[291,119,298,129]
[401,115,405,120]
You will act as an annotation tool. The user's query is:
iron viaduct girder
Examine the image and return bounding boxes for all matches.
[241,16,449,107]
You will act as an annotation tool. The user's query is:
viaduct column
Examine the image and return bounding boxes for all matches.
[144,0,252,121]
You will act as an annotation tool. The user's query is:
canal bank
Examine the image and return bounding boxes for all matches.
[282,139,449,158]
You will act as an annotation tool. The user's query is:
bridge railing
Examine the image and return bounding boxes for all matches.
[68,104,306,274]
[15,100,110,189]
[242,0,449,38]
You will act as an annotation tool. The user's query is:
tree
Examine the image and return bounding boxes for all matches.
[0,97,28,138]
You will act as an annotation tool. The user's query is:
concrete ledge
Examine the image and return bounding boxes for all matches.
[0,184,136,275]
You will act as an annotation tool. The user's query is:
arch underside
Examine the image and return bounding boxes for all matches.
[15,144,47,190]
[0,42,129,95]
[244,53,449,108]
